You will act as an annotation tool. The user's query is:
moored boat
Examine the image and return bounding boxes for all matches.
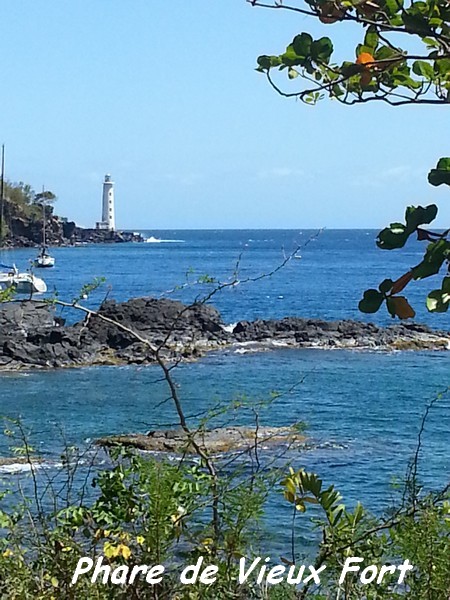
[0,146,48,294]
[34,188,55,268]
[0,264,47,294]
[34,248,55,268]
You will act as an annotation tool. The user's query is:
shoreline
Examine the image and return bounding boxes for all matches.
[0,297,449,372]
[0,229,145,249]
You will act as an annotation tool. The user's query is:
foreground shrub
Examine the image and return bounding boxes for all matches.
[0,447,449,599]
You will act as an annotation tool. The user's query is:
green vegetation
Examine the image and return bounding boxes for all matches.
[250,0,450,319]
[358,159,450,319]
[250,0,450,106]
[0,433,448,599]
[0,180,56,241]
[1,7,449,583]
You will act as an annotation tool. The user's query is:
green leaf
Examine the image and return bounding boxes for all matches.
[331,83,344,97]
[435,59,450,77]
[292,33,313,58]
[363,27,379,52]
[379,278,394,294]
[282,45,307,67]
[353,502,364,524]
[412,262,441,281]
[436,158,450,169]
[376,223,409,250]
[405,204,438,232]
[412,60,434,79]
[257,55,270,70]
[423,37,439,48]
[402,12,431,35]
[375,46,400,61]
[310,37,334,63]
[288,68,299,79]
[257,55,282,70]
[426,289,450,313]
[384,0,403,18]
[412,240,450,280]
[340,62,362,78]
[358,289,384,313]
[428,157,450,187]
[429,17,443,27]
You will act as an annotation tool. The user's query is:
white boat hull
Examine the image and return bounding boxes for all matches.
[34,255,55,268]
[0,272,47,294]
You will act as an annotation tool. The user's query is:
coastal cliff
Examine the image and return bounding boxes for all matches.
[0,298,448,371]
[2,213,143,247]
[0,181,143,247]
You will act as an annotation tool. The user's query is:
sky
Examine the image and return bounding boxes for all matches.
[1,0,449,229]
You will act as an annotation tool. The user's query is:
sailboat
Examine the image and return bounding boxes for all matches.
[34,189,55,268]
[0,145,47,294]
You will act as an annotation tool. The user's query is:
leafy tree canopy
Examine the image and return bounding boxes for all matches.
[34,190,56,205]
[1,181,57,240]
[250,0,450,106]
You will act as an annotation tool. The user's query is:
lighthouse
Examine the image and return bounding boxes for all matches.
[96,174,115,231]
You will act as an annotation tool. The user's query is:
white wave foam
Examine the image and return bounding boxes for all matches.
[0,461,62,475]
[145,236,185,243]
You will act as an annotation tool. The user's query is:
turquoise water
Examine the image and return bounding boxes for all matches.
[1,350,448,503]
[0,230,449,517]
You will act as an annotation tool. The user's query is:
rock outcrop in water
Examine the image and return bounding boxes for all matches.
[0,298,449,370]
[97,426,306,454]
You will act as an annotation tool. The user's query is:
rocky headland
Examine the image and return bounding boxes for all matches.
[0,297,449,371]
[2,216,143,247]
[0,184,144,247]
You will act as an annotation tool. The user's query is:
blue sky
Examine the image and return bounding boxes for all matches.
[1,0,449,229]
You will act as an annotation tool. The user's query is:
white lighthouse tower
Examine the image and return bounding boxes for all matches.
[96,174,115,231]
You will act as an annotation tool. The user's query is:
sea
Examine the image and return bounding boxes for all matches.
[0,230,449,551]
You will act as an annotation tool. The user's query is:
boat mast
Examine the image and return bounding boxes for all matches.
[0,144,4,247]
[42,185,46,249]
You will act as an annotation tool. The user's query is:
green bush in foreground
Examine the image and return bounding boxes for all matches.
[0,447,448,599]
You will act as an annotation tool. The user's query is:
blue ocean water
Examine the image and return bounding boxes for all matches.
[0,230,449,520]
[2,228,448,325]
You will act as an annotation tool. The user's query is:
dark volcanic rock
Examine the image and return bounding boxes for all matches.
[1,191,145,248]
[231,317,450,350]
[0,302,99,369]
[69,228,144,245]
[0,302,55,345]
[4,216,144,248]
[0,298,449,371]
[87,298,227,347]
